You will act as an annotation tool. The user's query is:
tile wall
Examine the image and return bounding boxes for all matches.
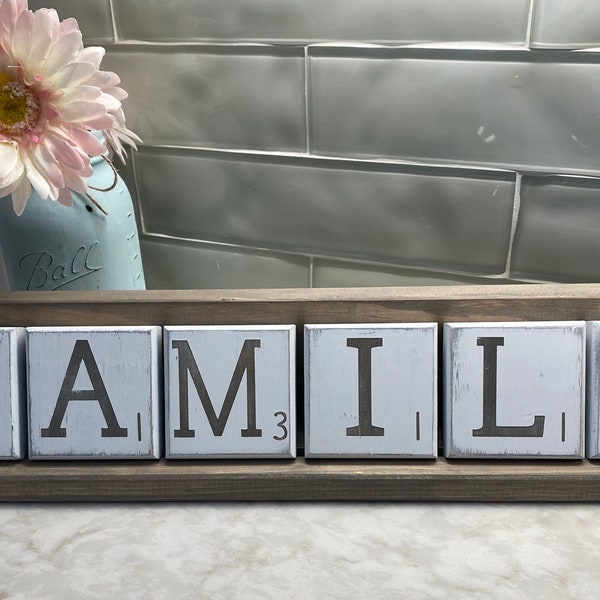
[32,0,600,288]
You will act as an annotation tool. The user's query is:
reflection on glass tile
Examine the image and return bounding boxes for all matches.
[103,47,305,151]
[531,0,600,48]
[511,177,600,282]
[136,149,515,276]
[310,49,600,174]
[114,0,529,44]
[140,236,310,289]
[28,0,114,42]
[313,260,518,288]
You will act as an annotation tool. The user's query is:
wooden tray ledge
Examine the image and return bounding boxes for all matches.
[1,458,600,502]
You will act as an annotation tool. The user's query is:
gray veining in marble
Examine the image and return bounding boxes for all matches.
[2,503,600,599]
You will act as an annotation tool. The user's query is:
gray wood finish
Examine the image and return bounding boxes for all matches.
[1,284,600,500]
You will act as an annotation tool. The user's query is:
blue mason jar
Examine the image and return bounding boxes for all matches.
[0,140,145,291]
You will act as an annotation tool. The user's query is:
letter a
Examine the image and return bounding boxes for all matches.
[41,339,128,438]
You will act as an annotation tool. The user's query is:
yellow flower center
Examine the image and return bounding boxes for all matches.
[0,72,41,136]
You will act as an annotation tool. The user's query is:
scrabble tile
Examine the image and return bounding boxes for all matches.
[27,327,162,459]
[586,321,600,458]
[444,322,585,458]
[0,328,26,459]
[164,326,295,458]
[304,324,437,458]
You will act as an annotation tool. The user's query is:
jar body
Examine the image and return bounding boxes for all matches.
[0,154,145,291]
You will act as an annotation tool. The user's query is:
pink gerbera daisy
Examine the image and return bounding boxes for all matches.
[0,0,140,215]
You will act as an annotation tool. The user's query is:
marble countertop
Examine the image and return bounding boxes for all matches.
[1,503,600,599]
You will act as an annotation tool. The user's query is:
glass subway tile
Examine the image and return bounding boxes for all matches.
[511,176,600,282]
[114,0,529,45]
[313,260,519,288]
[140,236,310,290]
[103,46,305,151]
[309,49,600,175]
[531,0,600,49]
[136,149,516,276]
[28,0,114,43]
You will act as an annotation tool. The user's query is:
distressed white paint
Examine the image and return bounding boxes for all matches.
[164,325,295,458]
[0,328,26,459]
[444,321,585,459]
[27,327,162,459]
[304,323,438,458]
[586,321,600,458]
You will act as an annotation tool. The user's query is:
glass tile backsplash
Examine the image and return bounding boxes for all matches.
[33,1,600,287]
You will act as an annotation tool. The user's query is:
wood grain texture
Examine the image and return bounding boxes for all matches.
[2,283,600,501]
[1,458,600,502]
[2,283,600,328]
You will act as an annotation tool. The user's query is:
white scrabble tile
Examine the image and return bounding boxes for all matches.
[164,326,296,458]
[586,321,600,458]
[0,328,26,459]
[444,321,585,459]
[27,327,162,459]
[304,323,437,458]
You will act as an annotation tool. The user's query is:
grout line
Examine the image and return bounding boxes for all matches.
[525,0,536,48]
[502,173,523,278]
[304,46,311,154]
[108,0,120,42]
[129,153,148,235]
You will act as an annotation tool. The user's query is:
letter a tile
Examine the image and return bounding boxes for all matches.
[27,327,162,459]
[444,321,585,458]
[304,324,437,458]
[164,325,295,458]
[0,328,26,459]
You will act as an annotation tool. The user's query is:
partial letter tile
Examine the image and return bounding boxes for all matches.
[586,321,600,458]
[305,324,437,458]
[27,327,162,459]
[444,322,585,458]
[0,328,26,459]
[164,326,296,458]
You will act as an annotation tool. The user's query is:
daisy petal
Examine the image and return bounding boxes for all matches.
[26,8,57,71]
[45,133,86,170]
[42,29,83,78]
[22,153,52,200]
[53,60,96,89]
[59,100,108,123]
[0,142,23,187]
[57,186,73,207]
[11,178,31,216]
[77,46,105,70]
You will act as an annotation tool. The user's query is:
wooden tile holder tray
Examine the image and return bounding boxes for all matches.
[2,283,600,502]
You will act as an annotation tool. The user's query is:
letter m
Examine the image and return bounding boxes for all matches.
[171,339,263,438]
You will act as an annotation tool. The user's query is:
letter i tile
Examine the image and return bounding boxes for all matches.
[164,326,296,458]
[0,328,26,459]
[27,327,162,459]
[443,321,585,459]
[304,324,437,458]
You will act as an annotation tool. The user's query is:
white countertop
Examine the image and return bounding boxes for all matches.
[2,503,600,599]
